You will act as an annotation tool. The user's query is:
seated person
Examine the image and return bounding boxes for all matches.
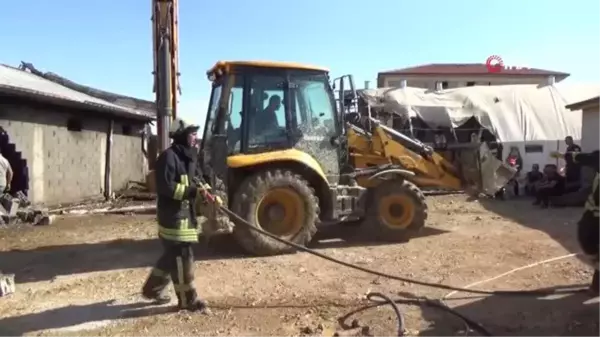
[524,164,543,195]
[533,164,565,208]
[253,95,281,135]
[505,148,523,196]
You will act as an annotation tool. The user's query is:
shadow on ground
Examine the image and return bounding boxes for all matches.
[418,291,599,336]
[478,196,583,254]
[2,224,448,284]
[339,289,599,336]
[0,300,173,336]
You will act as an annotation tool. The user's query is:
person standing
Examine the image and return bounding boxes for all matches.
[142,118,222,312]
[0,149,13,194]
[564,136,582,183]
[552,150,599,294]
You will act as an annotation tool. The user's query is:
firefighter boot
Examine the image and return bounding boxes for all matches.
[179,295,212,315]
[142,268,172,305]
[175,283,211,314]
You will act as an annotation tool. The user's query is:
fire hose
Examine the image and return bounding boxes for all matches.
[213,205,589,336]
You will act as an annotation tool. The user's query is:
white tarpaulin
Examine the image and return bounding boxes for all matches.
[360,83,600,173]
[360,83,600,143]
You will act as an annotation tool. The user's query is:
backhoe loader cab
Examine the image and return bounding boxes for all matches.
[199,61,429,256]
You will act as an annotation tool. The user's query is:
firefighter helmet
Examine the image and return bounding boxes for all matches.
[168,118,200,138]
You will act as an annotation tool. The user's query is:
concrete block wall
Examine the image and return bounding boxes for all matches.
[0,101,148,206]
[111,121,148,192]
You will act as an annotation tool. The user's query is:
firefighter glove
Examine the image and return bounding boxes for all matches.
[214,195,223,207]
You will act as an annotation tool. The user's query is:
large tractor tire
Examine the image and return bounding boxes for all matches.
[362,180,428,242]
[231,169,319,256]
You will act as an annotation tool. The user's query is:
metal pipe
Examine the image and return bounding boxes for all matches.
[104,119,114,200]
[155,5,173,153]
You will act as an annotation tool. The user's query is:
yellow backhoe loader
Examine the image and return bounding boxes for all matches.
[149,1,511,257]
[196,61,513,256]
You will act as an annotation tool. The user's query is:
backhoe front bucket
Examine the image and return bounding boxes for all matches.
[458,142,517,196]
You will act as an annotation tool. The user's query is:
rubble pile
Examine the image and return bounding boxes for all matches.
[0,192,52,227]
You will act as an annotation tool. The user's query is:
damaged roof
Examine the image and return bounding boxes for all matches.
[379,63,570,79]
[0,63,156,121]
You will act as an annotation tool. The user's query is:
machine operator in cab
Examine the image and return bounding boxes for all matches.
[552,149,599,294]
[142,118,222,312]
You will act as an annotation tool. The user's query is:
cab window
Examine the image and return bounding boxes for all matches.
[294,74,337,136]
[226,76,244,154]
[247,75,289,150]
[202,82,223,145]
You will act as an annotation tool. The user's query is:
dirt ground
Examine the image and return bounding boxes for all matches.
[0,195,598,336]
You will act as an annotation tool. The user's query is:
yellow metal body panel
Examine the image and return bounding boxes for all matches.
[207,60,329,75]
[227,149,328,183]
[347,126,463,191]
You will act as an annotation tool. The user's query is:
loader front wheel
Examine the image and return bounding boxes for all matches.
[363,180,428,241]
[231,169,319,256]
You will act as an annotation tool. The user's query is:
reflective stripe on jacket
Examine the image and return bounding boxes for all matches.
[155,147,199,242]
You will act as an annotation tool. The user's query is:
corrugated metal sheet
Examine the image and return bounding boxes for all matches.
[0,65,154,120]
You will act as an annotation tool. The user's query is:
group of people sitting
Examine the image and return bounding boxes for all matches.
[500,136,584,208]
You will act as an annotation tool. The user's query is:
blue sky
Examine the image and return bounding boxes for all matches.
[1,0,599,129]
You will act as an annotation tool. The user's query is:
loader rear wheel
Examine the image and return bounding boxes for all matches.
[231,169,319,256]
[363,180,428,241]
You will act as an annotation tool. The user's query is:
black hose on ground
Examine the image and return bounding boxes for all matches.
[359,292,494,336]
[218,206,589,336]
[219,206,588,297]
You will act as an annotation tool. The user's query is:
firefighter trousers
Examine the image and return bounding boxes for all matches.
[577,211,599,291]
[142,239,198,307]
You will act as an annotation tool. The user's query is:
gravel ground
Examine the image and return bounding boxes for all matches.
[0,195,598,336]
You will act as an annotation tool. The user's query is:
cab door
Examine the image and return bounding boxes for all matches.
[200,78,227,184]
[289,72,342,184]
[198,74,237,235]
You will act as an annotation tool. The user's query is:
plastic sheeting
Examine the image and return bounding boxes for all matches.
[360,83,600,177]
[359,83,600,143]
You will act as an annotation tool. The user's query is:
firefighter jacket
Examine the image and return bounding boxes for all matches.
[566,150,599,217]
[155,145,200,243]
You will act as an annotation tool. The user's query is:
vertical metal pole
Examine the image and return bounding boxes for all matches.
[104,119,114,200]
[155,1,173,153]
[157,32,173,152]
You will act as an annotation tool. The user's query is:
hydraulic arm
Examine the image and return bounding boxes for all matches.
[151,0,180,152]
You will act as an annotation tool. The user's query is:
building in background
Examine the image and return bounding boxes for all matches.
[377,63,569,90]
[566,96,600,185]
[0,63,155,206]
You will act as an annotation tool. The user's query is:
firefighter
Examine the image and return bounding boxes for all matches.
[142,118,222,312]
[551,150,599,294]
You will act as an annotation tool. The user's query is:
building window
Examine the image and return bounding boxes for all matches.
[466,82,476,87]
[122,124,132,135]
[67,118,82,132]
[525,144,544,153]
[442,81,449,89]
[388,80,401,87]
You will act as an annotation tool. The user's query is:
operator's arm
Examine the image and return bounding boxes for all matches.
[566,150,599,172]
[155,150,197,200]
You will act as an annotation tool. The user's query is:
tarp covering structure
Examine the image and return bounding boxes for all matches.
[359,83,600,171]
